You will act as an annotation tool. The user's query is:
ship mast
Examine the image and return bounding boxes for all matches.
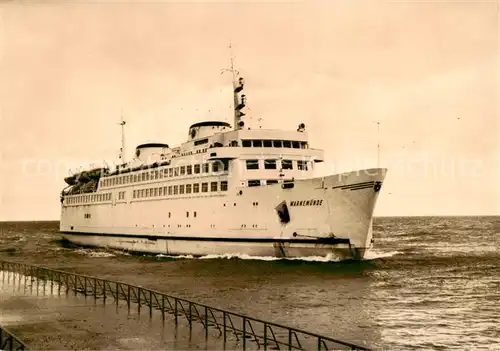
[119,112,126,164]
[377,121,380,167]
[225,42,246,131]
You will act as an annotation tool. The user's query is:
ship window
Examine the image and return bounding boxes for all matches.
[267,180,279,185]
[211,182,218,192]
[248,180,261,187]
[283,140,292,148]
[273,140,282,148]
[297,160,308,171]
[253,140,262,147]
[194,138,209,146]
[169,168,173,177]
[168,212,171,218]
[146,189,150,197]
[263,140,272,147]
[193,183,200,193]
[201,182,208,192]
[159,187,163,196]
[242,140,252,147]
[180,166,186,175]
[212,162,220,172]
[221,181,228,191]
[300,142,308,149]
[221,159,229,171]
[141,189,145,197]
[186,165,192,175]
[203,163,209,173]
[194,211,197,218]
[168,186,172,195]
[282,160,293,170]
[174,168,179,176]
[194,164,200,174]
[246,160,259,170]
[155,171,159,179]
[186,211,189,218]
[154,188,158,196]
[173,185,178,195]
[158,170,163,179]
[186,184,192,194]
[179,184,185,194]
[164,169,168,177]
[146,172,150,181]
[264,159,277,169]
[292,141,300,149]
[141,173,146,181]
[163,186,168,195]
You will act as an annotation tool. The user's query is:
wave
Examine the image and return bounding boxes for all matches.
[155,252,344,262]
[74,248,116,258]
[363,250,402,260]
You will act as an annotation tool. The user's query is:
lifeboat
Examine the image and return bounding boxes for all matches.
[64,175,77,186]
[87,167,108,180]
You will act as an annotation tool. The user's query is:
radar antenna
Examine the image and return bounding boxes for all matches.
[221,42,247,131]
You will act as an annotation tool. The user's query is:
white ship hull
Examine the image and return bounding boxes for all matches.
[60,168,386,261]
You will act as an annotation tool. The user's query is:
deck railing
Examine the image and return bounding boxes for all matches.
[0,325,28,351]
[0,260,370,351]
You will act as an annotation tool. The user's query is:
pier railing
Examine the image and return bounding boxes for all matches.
[0,260,370,351]
[0,325,28,351]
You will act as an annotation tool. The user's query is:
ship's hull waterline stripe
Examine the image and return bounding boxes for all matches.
[61,231,350,245]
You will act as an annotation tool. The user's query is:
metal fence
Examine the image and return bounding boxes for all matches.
[0,260,370,351]
[0,325,28,351]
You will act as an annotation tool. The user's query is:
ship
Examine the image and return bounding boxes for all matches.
[59,61,387,261]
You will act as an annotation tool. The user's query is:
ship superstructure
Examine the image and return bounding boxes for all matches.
[60,63,387,260]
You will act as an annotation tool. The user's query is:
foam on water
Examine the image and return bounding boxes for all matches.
[363,249,402,260]
[74,248,116,258]
[155,252,344,262]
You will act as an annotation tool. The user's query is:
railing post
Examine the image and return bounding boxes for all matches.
[137,287,141,312]
[94,278,97,299]
[188,302,192,328]
[149,290,153,317]
[174,298,178,324]
[263,323,267,350]
[161,295,165,321]
[204,306,208,339]
[223,311,227,344]
[242,317,247,350]
[127,285,131,308]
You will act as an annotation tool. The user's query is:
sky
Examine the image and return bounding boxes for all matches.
[0,0,498,220]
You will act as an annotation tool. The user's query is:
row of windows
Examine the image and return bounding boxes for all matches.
[248,179,288,187]
[133,181,229,199]
[67,193,111,204]
[101,161,229,188]
[246,159,309,171]
[242,140,308,149]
